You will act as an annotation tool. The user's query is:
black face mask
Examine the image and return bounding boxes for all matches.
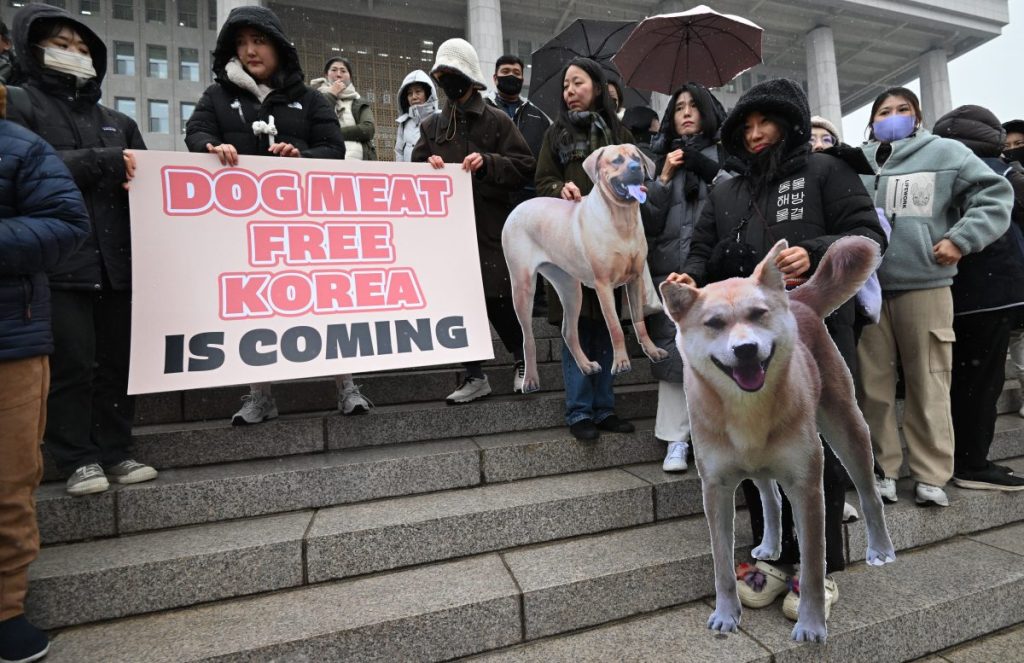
[1004,146,1024,165]
[437,73,472,102]
[496,74,523,96]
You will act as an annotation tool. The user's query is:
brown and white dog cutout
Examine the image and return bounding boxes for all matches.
[660,237,896,643]
[502,144,668,392]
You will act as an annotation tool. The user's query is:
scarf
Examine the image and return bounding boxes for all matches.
[226,58,273,103]
[656,133,716,201]
[555,111,615,165]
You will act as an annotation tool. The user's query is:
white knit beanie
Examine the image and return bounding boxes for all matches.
[431,38,487,90]
[810,115,840,140]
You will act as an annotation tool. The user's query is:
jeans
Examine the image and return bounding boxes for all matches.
[562,317,615,426]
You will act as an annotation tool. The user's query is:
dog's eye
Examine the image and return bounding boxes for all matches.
[704,317,726,330]
[612,155,624,165]
[749,308,768,322]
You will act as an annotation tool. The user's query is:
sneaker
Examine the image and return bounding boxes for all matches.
[736,561,791,609]
[104,459,158,485]
[513,360,526,394]
[782,576,839,621]
[338,383,373,415]
[842,501,859,523]
[953,464,1024,491]
[0,614,49,663]
[662,440,689,472]
[595,414,635,433]
[877,477,897,503]
[569,418,599,441]
[231,392,279,425]
[914,482,950,507]
[66,463,109,496]
[446,375,491,404]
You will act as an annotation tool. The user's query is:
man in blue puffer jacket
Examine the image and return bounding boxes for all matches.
[0,82,89,662]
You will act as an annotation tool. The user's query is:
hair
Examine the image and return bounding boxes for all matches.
[323,56,353,80]
[744,112,794,197]
[554,58,621,130]
[606,77,624,110]
[0,21,10,41]
[494,54,524,73]
[28,18,77,47]
[867,86,922,139]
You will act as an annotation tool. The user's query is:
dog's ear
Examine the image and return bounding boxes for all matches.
[638,148,656,180]
[582,146,606,184]
[660,280,700,323]
[753,239,789,291]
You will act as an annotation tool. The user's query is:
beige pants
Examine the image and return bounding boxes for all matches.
[0,356,48,620]
[655,380,691,443]
[857,288,955,486]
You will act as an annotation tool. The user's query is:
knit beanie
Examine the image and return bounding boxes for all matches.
[720,78,810,157]
[810,115,839,140]
[430,38,487,90]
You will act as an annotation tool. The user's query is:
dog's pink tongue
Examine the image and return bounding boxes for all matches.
[626,184,647,203]
[732,365,766,391]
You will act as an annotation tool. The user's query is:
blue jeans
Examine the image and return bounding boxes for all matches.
[562,317,616,426]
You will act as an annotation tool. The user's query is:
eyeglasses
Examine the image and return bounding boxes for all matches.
[810,135,835,147]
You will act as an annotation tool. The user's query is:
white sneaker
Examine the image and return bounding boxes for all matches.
[914,482,950,507]
[66,463,109,496]
[513,361,526,394]
[842,501,859,522]
[104,459,158,485]
[338,383,372,415]
[1019,401,1024,418]
[662,440,689,472]
[877,477,897,503]
[446,375,492,404]
[231,392,279,425]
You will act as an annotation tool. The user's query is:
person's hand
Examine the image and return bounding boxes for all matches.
[660,149,684,184]
[462,152,484,172]
[427,155,445,169]
[560,181,582,201]
[665,272,696,287]
[775,246,810,278]
[330,80,345,96]
[269,142,301,158]
[207,142,239,166]
[122,149,137,190]
[933,238,962,266]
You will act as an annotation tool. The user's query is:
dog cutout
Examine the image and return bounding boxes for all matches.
[502,144,669,393]
[660,237,896,643]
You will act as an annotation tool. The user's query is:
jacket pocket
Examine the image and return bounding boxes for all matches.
[928,327,955,373]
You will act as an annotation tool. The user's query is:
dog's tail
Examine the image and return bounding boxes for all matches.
[789,236,882,318]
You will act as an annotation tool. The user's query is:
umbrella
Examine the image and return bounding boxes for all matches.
[529,18,651,120]
[612,5,763,94]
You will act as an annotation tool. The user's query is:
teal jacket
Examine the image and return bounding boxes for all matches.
[860,130,1012,291]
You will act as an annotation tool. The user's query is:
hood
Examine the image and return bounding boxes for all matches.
[720,78,810,159]
[933,105,1006,158]
[212,6,302,86]
[12,3,106,87]
[654,83,726,152]
[397,69,436,114]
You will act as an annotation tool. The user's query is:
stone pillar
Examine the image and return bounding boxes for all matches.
[467,0,503,87]
[805,25,843,140]
[919,48,952,130]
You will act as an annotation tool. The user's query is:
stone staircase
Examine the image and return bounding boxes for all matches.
[27,321,1024,662]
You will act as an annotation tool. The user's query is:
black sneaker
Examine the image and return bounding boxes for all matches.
[569,419,599,441]
[0,614,49,663]
[953,464,1024,491]
[596,414,635,434]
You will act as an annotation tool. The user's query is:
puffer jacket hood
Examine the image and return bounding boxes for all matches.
[11,3,106,91]
[933,105,1006,158]
[720,78,810,158]
[397,69,436,116]
[212,6,302,87]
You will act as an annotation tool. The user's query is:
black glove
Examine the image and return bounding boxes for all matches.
[681,149,720,184]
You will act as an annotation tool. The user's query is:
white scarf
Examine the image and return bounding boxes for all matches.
[226,58,273,103]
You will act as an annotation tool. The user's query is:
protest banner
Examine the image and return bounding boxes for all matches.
[127,151,492,394]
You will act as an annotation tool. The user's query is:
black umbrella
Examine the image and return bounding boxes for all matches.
[528,18,651,120]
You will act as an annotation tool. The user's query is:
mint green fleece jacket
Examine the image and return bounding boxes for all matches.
[860,130,1012,291]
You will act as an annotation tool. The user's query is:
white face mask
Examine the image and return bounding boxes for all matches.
[39,46,96,80]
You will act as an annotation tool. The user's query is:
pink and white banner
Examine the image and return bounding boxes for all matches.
[127,151,492,394]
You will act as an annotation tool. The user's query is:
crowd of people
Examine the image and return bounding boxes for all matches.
[1,3,1024,660]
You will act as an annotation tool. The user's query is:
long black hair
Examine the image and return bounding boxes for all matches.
[550,57,623,143]
[743,112,798,198]
[655,82,724,149]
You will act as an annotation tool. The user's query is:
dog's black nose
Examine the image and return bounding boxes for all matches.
[628,160,640,173]
[733,343,759,361]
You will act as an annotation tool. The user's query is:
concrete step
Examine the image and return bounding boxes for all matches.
[471,530,1024,663]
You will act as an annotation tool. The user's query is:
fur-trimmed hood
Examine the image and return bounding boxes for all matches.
[211,6,303,92]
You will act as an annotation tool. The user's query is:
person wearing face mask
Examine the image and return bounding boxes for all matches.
[1002,119,1024,417]
[412,38,536,405]
[394,70,438,162]
[641,83,728,472]
[855,87,1012,508]
[6,4,156,497]
[311,57,377,161]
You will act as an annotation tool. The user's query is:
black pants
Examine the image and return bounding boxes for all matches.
[44,289,135,475]
[951,308,1019,472]
[740,301,857,574]
[464,295,524,371]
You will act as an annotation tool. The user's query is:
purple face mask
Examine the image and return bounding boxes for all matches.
[872,114,916,142]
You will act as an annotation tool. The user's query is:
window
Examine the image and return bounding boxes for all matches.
[178,0,197,28]
[114,97,136,120]
[208,0,217,30]
[179,48,199,81]
[113,42,135,76]
[79,0,99,14]
[147,45,168,79]
[145,0,165,23]
[180,102,195,133]
[112,0,132,20]
[148,100,169,133]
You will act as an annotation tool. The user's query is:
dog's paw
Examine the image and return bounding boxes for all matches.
[791,620,827,643]
[520,378,541,394]
[865,545,896,567]
[579,360,602,375]
[644,346,670,363]
[610,357,632,375]
[706,607,741,633]
[751,542,782,561]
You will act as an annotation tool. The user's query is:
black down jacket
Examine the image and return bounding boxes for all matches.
[185,6,345,159]
[7,3,145,291]
[0,116,90,360]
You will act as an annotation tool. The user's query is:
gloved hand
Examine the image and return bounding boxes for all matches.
[680,149,720,184]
